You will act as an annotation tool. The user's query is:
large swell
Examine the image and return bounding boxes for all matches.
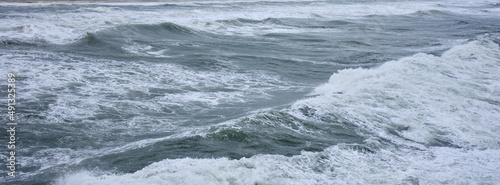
[0,0,499,184]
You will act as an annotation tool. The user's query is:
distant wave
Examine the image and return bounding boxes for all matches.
[217,18,354,29]
[410,9,455,17]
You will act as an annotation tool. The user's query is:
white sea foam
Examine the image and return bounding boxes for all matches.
[3,1,500,183]
[56,145,500,185]
[0,49,298,126]
[55,37,500,185]
[1,0,497,45]
[293,38,500,149]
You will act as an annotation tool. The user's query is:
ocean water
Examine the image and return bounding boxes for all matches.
[0,0,499,184]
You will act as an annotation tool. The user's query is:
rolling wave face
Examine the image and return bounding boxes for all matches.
[293,38,500,149]
[79,22,200,44]
[73,22,204,57]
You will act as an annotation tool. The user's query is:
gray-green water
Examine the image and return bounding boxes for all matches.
[1,0,500,184]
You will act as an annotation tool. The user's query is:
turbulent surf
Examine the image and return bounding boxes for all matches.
[0,0,499,184]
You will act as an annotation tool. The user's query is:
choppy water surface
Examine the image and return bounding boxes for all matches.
[0,0,499,184]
